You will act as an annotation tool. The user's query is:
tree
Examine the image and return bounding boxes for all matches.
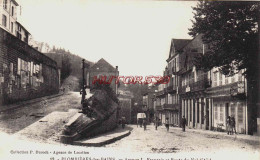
[189,1,259,134]
[60,55,72,83]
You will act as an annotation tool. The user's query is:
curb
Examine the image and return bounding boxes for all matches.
[73,129,132,147]
[172,127,259,145]
[0,93,68,113]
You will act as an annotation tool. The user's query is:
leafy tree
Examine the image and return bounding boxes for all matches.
[189,1,259,134]
[60,55,72,83]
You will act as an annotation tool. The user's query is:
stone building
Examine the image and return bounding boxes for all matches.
[155,39,190,127]
[179,34,211,130]
[0,27,60,105]
[156,34,250,134]
[87,58,119,94]
[142,85,157,122]
[118,89,133,124]
[0,0,30,43]
[178,34,248,133]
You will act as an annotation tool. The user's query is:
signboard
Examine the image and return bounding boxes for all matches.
[186,86,190,92]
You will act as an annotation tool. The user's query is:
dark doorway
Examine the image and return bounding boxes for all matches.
[193,99,195,127]
[225,103,229,119]
[205,98,209,130]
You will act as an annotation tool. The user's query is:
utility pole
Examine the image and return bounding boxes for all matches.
[81,59,86,105]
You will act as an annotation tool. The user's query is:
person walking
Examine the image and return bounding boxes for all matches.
[181,116,187,132]
[165,117,170,132]
[121,117,126,129]
[143,118,147,131]
[226,116,231,135]
[231,116,236,135]
[155,117,159,130]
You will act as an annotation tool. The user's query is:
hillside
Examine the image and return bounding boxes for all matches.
[44,49,93,78]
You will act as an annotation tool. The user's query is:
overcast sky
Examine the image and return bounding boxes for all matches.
[17,0,197,77]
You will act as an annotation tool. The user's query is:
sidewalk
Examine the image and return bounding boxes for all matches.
[0,92,68,113]
[73,126,132,147]
[169,126,260,145]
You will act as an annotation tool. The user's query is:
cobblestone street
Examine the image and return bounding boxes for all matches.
[107,125,259,156]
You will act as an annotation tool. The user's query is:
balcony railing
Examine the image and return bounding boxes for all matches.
[155,105,163,111]
[207,81,246,99]
[179,79,211,94]
[167,85,177,93]
[156,89,166,97]
[162,104,179,111]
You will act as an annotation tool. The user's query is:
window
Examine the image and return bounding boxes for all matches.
[201,98,204,124]
[238,70,242,82]
[220,104,224,122]
[11,22,13,33]
[2,14,7,27]
[190,72,194,84]
[197,99,199,123]
[3,0,7,9]
[12,6,14,16]
[219,72,222,86]
[225,75,229,84]
[231,75,235,83]
[214,104,218,121]
[213,72,217,87]
[238,104,243,123]
[190,100,192,122]
[231,104,236,116]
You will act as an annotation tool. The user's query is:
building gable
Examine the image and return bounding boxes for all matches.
[89,58,117,72]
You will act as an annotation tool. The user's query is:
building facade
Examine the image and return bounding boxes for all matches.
[207,68,247,133]
[178,34,248,133]
[0,27,60,105]
[142,85,157,122]
[87,58,119,94]
[155,39,191,127]
[179,34,211,130]
[155,34,249,134]
[0,0,30,43]
[118,89,133,124]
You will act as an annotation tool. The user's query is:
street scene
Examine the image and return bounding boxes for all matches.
[0,0,260,160]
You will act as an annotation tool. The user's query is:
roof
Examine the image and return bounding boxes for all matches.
[16,21,31,35]
[89,58,117,72]
[167,39,191,61]
[172,39,191,51]
[11,0,19,6]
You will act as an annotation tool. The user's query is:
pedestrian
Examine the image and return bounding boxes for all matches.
[121,117,126,129]
[231,115,236,135]
[181,116,187,132]
[143,118,147,131]
[155,117,159,130]
[165,117,170,132]
[226,116,231,135]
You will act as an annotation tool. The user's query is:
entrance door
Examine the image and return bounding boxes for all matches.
[205,98,209,130]
[225,103,229,119]
[193,99,195,127]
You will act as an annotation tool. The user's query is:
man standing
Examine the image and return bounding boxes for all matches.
[181,116,187,132]
[143,118,147,131]
[226,116,231,135]
[155,117,159,130]
[165,117,170,132]
[231,116,236,134]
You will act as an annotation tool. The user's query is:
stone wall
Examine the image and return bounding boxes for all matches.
[0,27,59,105]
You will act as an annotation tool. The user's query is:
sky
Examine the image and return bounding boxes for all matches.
[17,0,198,77]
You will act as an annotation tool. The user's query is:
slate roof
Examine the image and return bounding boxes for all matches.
[168,39,191,60]
[89,58,117,72]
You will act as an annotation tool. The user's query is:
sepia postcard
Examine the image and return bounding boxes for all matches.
[0,0,259,160]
